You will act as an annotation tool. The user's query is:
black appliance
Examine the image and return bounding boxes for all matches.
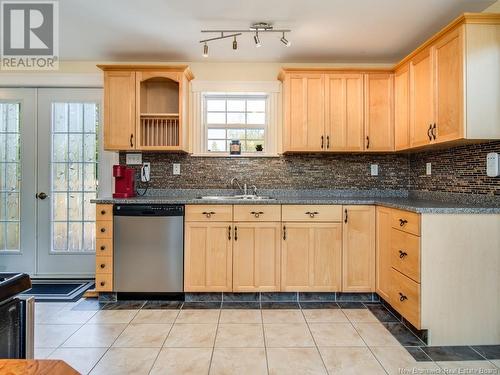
[0,273,34,359]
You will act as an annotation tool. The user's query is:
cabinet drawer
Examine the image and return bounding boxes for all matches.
[390,269,421,329]
[391,209,420,236]
[185,205,233,222]
[96,238,113,257]
[391,229,420,282]
[233,205,281,221]
[282,205,342,222]
[96,204,113,221]
[95,274,113,291]
[95,256,113,274]
[96,221,113,238]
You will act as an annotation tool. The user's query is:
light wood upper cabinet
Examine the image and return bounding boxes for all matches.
[232,222,281,292]
[281,223,342,291]
[433,27,463,143]
[342,205,375,292]
[184,222,232,292]
[99,65,193,152]
[409,47,434,148]
[375,206,392,301]
[364,74,394,151]
[394,64,410,150]
[103,71,136,150]
[283,73,325,151]
[325,74,364,151]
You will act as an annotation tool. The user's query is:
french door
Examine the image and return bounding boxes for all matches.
[0,88,103,277]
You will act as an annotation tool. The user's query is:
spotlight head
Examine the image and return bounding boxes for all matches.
[254,32,261,48]
[203,43,208,57]
[280,33,291,47]
[233,36,237,50]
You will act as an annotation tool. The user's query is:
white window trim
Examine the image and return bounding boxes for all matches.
[190,81,282,157]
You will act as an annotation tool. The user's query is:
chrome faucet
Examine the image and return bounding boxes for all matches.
[230,178,257,196]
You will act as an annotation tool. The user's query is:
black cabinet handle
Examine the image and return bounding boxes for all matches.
[344,209,348,224]
[427,125,432,141]
[366,136,370,149]
[130,133,134,147]
[234,226,238,241]
[100,228,106,233]
[100,264,105,269]
[100,210,106,215]
[36,192,48,200]
[100,281,105,287]
[399,250,408,259]
[250,211,264,218]
[399,292,408,302]
[431,123,437,140]
[305,211,319,218]
[100,245,106,251]
[283,225,286,240]
[202,211,216,218]
[321,136,324,149]
[228,225,231,240]
[326,135,330,149]
[399,219,408,227]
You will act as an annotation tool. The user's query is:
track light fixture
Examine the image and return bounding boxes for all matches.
[280,32,291,47]
[254,31,262,48]
[199,22,291,57]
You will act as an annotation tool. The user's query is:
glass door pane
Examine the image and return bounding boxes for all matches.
[0,89,36,274]
[37,88,102,276]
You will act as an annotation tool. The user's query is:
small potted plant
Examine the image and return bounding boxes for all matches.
[255,144,263,152]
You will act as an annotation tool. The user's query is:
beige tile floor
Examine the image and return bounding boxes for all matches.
[34,299,500,375]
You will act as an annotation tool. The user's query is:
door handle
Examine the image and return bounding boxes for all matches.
[234,226,238,241]
[36,192,48,200]
[130,133,134,147]
[228,225,231,240]
[344,209,348,224]
[427,125,432,141]
[431,123,437,140]
[283,225,286,240]
[321,135,324,149]
[366,136,370,149]
[326,135,330,149]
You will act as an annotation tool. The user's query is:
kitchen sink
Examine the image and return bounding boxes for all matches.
[196,195,275,201]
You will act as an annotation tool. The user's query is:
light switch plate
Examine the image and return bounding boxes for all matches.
[126,153,142,165]
[370,164,378,176]
[486,152,499,177]
[426,162,432,175]
[173,163,181,175]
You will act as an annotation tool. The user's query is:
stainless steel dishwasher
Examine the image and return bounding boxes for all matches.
[113,204,184,293]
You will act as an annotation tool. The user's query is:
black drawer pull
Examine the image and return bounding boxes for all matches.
[399,219,408,227]
[305,211,319,218]
[100,210,106,215]
[399,250,408,259]
[202,211,216,218]
[100,228,106,233]
[100,264,105,269]
[399,292,408,302]
[100,281,105,286]
[100,245,106,251]
[250,211,264,218]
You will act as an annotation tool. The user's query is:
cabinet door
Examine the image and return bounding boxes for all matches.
[394,64,410,150]
[364,74,394,151]
[103,71,136,150]
[232,223,281,292]
[325,74,364,151]
[184,222,232,292]
[342,205,375,292]
[375,206,392,301]
[410,48,434,147]
[434,27,464,143]
[281,223,342,291]
[283,74,325,151]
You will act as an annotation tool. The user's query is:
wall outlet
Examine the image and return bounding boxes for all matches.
[486,152,500,177]
[173,163,181,175]
[426,162,432,175]
[126,153,142,165]
[141,163,151,182]
[370,164,379,176]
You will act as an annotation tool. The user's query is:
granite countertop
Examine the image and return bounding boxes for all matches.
[91,189,500,214]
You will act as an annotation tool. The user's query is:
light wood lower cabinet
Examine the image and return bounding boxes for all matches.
[232,222,281,292]
[342,205,375,292]
[184,222,233,292]
[281,223,342,291]
[95,204,113,292]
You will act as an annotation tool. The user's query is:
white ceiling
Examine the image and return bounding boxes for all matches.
[60,0,495,63]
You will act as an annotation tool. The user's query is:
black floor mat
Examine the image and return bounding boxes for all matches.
[22,280,95,302]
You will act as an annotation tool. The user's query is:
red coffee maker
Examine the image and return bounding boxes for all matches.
[112,165,136,198]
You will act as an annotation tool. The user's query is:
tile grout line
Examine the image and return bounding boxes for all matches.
[147,308,179,375]
[206,307,222,375]
[299,305,331,375]
[85,307,140,374]
[261,307,270,375]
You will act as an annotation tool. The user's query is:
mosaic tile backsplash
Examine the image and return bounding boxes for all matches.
[120,141,500,196]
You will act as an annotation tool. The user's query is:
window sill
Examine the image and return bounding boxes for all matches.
[191,153,280,158]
